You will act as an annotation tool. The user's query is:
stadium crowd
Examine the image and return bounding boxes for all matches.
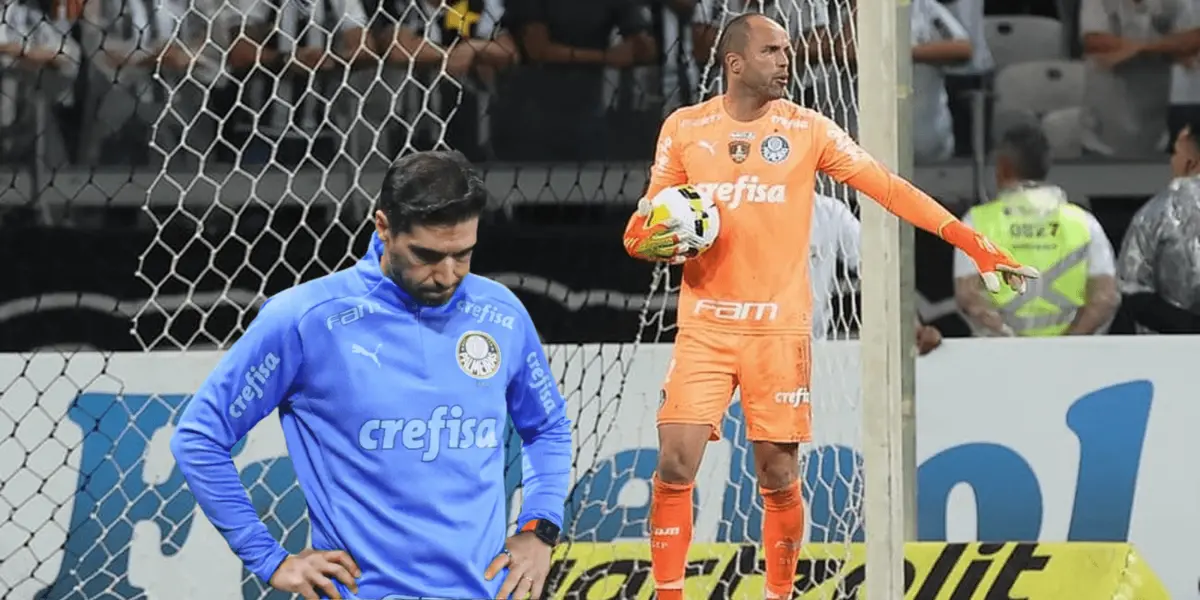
[1,0,1198,343]
[0,0,1184,166]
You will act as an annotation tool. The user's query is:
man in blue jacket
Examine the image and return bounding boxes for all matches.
[171,150,573,600]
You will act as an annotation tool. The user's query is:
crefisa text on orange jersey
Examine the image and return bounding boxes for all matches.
[693,175,787,209]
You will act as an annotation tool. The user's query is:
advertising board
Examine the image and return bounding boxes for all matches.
[0,336,1195,598]
[549,542,1167,599]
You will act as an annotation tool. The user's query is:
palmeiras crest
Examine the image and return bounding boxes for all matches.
[760,135,790,163]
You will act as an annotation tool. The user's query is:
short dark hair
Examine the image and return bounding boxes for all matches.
[996,122,1052,181]
[376,150,488,233]
[1181,117,1200,152]
[716,13,759,74]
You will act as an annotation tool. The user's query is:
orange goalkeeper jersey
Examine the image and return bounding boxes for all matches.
[647,97,871,335]
[643,96,961,335]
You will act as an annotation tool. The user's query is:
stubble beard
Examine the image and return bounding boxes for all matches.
[385,250,457,306]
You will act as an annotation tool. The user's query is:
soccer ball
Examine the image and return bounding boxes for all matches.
[645,184,721,258]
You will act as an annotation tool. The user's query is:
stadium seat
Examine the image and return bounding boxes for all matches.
[994,59,1085,117]
[984,16,1067,70]
[1041,106,1084,159]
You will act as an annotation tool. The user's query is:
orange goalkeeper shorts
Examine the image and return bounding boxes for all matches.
[657,329,812,443]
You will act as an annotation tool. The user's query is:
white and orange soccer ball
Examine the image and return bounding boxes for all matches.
[642,184,721,259]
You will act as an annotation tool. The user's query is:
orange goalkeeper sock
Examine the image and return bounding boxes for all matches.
[761,482,805,599]
[650,476,693,600]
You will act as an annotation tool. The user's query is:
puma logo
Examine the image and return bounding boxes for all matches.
[351,343,382,368]
[697,140,716,155]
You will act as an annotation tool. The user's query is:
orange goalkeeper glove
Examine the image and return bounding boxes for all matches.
[941,220,1041,293]
[622,198,691,264]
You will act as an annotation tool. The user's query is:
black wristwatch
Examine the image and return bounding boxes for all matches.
[520,519,561,547]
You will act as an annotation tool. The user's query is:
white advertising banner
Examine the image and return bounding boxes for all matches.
[0,336,1196,598]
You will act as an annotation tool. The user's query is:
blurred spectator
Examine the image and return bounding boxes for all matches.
[648,0,699,112]
[492,0,656,161]
[916,320,943,354]
[0,0,80,166]
[810,193,861,340]
[78,0,223,166]
[1079,0,1200,157]
[212,0,370,165]
[1117,123,1200,333]
[1168,14,1200,146]
[224,0,369,79]
[0,0,79,73]
[954,123,1119,336]
[808,193,943,353]
[910,0,974,162]
[368,0,514,76]
[941,0,995,158]
[356,0,517,161]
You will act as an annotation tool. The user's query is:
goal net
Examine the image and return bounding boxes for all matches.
[0,0,907,595]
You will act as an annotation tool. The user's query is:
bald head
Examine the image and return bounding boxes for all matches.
[716,13,759,63]
[715,12,791,100]
[717,13,785,69]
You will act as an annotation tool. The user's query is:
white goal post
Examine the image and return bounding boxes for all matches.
[857,0,918,597]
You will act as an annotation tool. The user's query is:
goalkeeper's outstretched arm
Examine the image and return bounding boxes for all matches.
[813,115,1039,291]
[506,308,573,531]
[170,297,302,585]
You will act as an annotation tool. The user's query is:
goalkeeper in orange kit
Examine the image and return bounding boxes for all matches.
[622,13,1038,600]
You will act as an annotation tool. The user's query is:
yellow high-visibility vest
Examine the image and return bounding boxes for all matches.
[968,189,1091,336]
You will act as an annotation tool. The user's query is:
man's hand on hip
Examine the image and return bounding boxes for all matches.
[485,531,553,599]
[269,549,360,600]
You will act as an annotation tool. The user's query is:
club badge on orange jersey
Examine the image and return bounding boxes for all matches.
[761,135,790,163]
[728,140,750,164]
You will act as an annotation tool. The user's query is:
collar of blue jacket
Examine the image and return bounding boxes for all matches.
[353,232,469,315]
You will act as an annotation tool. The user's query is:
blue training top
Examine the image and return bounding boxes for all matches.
[171,233,572,599]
